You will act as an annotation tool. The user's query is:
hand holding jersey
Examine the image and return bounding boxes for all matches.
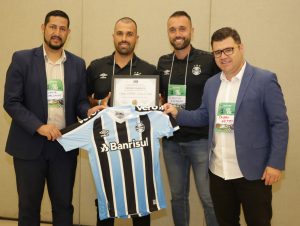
[58,106,178,220]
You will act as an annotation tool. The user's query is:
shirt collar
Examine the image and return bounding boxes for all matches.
[173,45,196,61]
[220,61,247,82]
[108,52,138,66]
[43,44,67,64]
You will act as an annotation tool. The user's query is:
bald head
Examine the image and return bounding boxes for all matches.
[114,17,137,32]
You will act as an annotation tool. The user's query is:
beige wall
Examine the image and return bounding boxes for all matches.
[0,0,299,225]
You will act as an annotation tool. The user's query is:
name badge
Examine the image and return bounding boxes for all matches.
[48,79,64,108]
[215,102,235,133]
[168,84,186,109]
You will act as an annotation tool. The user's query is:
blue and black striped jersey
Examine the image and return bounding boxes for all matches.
[58,105,178,220]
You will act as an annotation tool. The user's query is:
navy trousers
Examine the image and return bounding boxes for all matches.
[14,141,77,226]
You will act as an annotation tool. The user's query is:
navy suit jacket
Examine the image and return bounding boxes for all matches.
[177,63,289,180]
[4,46,90,160]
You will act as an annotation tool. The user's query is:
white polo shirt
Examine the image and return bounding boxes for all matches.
[209,62,246,180]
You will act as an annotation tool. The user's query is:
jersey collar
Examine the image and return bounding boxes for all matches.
[173,45,196,62]
[108,52,138,67]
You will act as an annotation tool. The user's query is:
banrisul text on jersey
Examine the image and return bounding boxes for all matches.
[100,138,149,152]
[57,105,179,220]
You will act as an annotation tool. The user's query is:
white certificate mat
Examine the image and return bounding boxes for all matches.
[111,75,159,107]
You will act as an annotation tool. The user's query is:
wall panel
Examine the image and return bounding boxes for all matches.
[0,1,299,226]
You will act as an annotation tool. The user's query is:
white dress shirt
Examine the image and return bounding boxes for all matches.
[209,62,246,180]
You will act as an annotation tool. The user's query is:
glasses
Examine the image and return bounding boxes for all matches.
[212,47,235,58]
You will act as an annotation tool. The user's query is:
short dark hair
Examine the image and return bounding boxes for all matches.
[44,10,70,28]
[115,17,137,31]
[169,11,192,24]
[211,27,241,47]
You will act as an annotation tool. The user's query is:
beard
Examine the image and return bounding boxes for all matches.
[44,36,65,50]
[170,37,191,50]
[115,41,135,56]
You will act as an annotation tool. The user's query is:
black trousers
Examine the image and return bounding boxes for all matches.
[13,141,77,226]
[209,171,272,226]
[95,199,151,226]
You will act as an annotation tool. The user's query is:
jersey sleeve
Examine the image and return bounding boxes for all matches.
[152,112,179,138]
[57,113,98,152]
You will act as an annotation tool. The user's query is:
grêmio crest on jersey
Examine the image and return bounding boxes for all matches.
[57,105,177,219]
[60,106,163,135]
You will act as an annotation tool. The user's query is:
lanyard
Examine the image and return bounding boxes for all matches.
[112,57,133,76]
[168,52,190,86]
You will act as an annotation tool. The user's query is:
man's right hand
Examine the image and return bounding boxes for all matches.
[163,103,178,118]
[89,92,111,107]
[100,92,111,107]
[87,105,106,117]
[37,124,62,141]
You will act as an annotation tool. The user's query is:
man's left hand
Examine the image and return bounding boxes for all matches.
[261,166,282,185]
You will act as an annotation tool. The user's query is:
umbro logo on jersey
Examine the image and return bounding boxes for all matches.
[78,111,98,124]
[100,138,149,152]
[99,129,109,137]
[99,73,108,79]
[78,118,90,124]
[163,70,170,76]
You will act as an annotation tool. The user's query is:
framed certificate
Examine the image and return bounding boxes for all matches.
[111,75,159,107]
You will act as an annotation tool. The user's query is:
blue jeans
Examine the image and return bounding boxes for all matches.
[163,139,218,226]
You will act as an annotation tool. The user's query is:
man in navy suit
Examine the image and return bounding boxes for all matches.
[164,27,289,226]
[4,10,100,226]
